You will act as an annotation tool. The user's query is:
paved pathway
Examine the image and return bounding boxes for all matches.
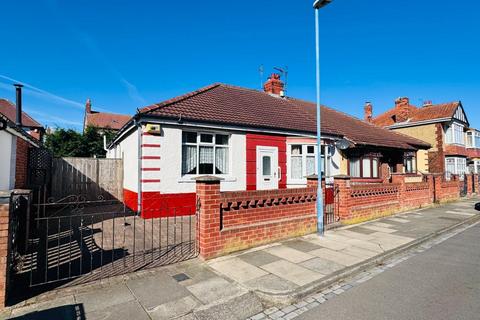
[3,198,479,320]
[294,220,480,319]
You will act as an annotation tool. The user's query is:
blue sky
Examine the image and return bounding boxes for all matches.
[1,0,479,130]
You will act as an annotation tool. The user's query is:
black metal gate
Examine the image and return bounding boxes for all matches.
[10,150,198,300]
[324,183,340,229]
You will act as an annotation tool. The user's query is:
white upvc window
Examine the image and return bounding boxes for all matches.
[476,132,480,148]
[445,123,465,145]
[181,131,230,176]
[445,157,467,176]
[466,132,473,148]
[288,144,319,183]
[476,160,480,174]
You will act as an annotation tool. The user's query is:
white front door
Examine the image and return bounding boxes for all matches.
[256,146,279,190]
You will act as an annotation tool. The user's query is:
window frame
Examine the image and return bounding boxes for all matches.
[445,122,465,145]
[181,131,231,177]
[347,155,380,179]
[287,143,319,184]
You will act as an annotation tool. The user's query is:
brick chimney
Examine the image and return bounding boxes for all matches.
[85,98,92,114]
[364,102,373,122]
[263,73,285,96]
[394,97,411,122]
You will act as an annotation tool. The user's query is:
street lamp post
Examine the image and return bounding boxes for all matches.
[313,0,333,235]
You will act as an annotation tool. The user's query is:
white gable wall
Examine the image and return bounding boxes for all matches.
[0,130,16,190]
[107,128,139,193]
[143,126,246,193]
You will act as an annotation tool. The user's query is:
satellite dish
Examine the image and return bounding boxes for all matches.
[335,139,351,150]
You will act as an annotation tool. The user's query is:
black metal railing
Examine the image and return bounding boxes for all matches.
[13,194,198,296]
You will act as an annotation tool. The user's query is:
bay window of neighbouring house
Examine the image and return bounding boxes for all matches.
[348,155,380,179]
[445,123,465,145]
[289,144,320,182]
[181,131,229,175]
[466,132,473,147]
[445,157,467,176]
[404,154,417,174]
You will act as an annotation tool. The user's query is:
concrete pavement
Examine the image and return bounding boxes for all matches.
[294,219,480,320]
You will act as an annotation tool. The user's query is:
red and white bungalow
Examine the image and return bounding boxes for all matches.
[107,74,430,218]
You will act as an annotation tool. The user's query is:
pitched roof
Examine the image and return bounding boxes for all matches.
[372,101,462,127]
[138,84,430,150]
[85,111,131,130]
[0,98,42,128]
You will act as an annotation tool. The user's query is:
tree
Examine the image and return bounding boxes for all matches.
[44,126,116,158]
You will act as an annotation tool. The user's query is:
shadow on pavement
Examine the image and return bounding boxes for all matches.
[8,304,85,320]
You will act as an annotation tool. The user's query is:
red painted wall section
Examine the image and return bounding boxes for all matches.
[123,189,196,219]
[246,133,287,191]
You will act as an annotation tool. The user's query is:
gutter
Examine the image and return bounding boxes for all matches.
[108,114,342,149]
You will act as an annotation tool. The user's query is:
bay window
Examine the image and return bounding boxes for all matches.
[182,132,229,175]
[445,157,467,176]
[348,156,380,178]
[289,144,319,181]
[445,123,465,145]
[466,132,473,147]
[404,153,417,174]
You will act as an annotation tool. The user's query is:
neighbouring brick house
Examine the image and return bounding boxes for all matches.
[83,98,131,133]
[0,110,41,190]
[106,74,430,218]
[368,98,477,176]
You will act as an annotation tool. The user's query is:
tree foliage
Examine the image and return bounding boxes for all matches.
[45,126,116,158]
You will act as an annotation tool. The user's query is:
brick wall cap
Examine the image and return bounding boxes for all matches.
[333,175,351,180]
[193,175,224,182]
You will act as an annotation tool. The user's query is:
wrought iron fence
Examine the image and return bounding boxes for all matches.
[8,190,199,302]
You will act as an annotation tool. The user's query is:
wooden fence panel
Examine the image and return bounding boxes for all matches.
[50,158,123,201]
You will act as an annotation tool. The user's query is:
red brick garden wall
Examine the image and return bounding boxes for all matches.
[196,177,317,259]
[336,173,467,224]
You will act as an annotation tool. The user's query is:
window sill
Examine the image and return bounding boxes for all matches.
[177,176,237,183]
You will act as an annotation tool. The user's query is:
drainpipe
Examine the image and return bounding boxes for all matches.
[136,119,143,216]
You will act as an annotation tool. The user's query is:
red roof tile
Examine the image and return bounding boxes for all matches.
[372,101,462,127]
[0,98,42,128]
[85,111,130,130]
[139,84,430,150]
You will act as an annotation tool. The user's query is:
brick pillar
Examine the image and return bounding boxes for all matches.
[0,194,10,309]
[306,175,319,188]
[433,174,443,202]
[391,174,406,206]
[195,176,223,260]
[467,174,473,196]
[474,174,479,194]
[381,163,390,183]
[334,175,351,222]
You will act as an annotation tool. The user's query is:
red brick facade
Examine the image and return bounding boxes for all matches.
[14,137,30,189]
[428,123,446,174]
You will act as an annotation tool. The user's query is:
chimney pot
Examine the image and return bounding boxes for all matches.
[263,73,285,96]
